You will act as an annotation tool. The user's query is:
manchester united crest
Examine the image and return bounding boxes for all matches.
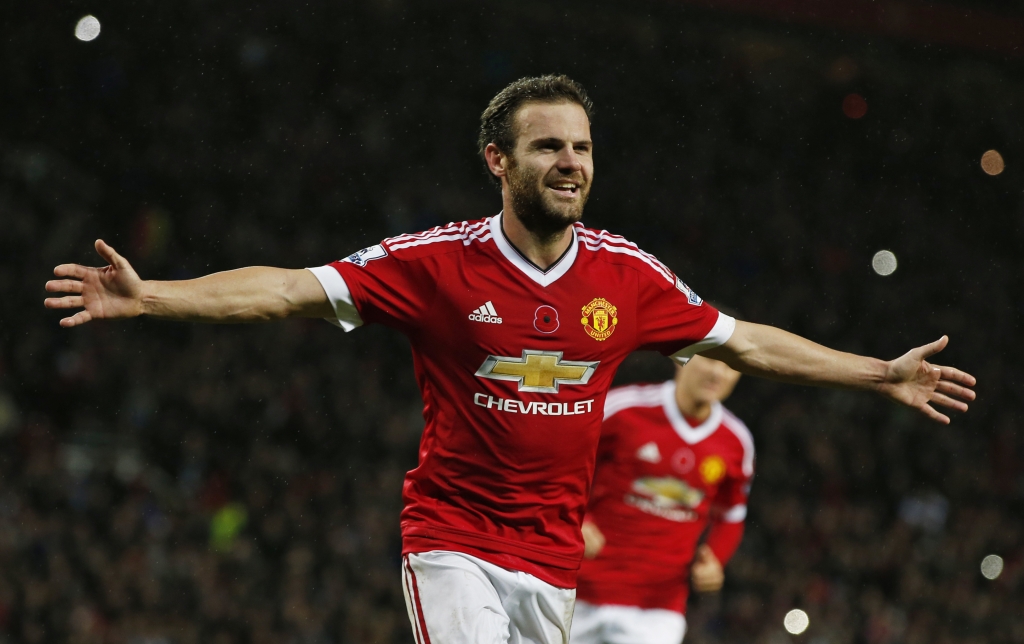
[581,297,618,341]
[699,455,727,485]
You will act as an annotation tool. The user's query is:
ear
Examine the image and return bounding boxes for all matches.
[484,143,508,180]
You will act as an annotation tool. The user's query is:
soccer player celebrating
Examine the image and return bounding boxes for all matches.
[45,75,975,644]
[571,354,750,644]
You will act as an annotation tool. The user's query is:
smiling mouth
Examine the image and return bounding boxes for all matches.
[548,181,580,197]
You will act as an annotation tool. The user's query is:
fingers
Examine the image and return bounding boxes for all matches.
[934,379,976,402]
[917,403,950,425]
[60,310,93,328]
[936,365,977,388]
[53,264,88,279]
[44,296,84,310]
[914,335,949,360]
[95,239,129,269]
[930,392,968,413]
[691,557,725,592]
[45,279,84,294]
[692,578,720,593]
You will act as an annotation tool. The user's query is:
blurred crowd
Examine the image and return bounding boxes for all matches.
[2,0,1023,642]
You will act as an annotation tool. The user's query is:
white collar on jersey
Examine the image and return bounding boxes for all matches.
[489,213,579,287]
[660,380,724,444]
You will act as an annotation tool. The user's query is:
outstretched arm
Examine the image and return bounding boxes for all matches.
[44,239,334,326]
[701,320,976,424]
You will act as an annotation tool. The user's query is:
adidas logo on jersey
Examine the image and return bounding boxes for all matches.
[468,301,503,324]
[636,442,662,463]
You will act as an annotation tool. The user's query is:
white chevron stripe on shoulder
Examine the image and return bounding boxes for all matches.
[388,221,489,244]
[388,220,489,245]
[577,228,675,284]
[721,408,755,477]
[389,231,492,251]
[386,220,492,249]
[577,229,672,278]
[387,222,493,251]
[583,237,667,274]
[387,223,461,245]
[576,227,667,267]
[604,383,665,420]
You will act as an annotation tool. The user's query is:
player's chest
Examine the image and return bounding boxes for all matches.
[621,428,729,495]
[430,264,637,360]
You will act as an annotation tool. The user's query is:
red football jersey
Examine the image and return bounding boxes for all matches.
[308,214,735,588]
[576,381,754,611]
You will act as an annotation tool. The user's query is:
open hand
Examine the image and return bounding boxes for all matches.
[44,240,144,327]
[691,544,724,592]
[879,336,976,424]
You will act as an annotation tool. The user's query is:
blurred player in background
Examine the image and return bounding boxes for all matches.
[571,353,750,644]
[45,75,975,644]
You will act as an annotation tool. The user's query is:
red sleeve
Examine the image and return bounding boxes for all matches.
[705,447,753,565]
[324,242,438,334]
[633,267,731,359]
[705,521,745,564]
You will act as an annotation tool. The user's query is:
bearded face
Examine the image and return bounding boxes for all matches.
[505,154,591,241]
[494,101,594,243]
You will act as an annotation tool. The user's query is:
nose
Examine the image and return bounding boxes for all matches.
[555,146,583,173]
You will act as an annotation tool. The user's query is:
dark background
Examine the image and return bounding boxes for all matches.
[1,1,1023,642]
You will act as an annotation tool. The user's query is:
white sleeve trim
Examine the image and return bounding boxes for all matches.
[719,504,747,523]
[670,312,736,365]
[722,411,756,477]
[306,266,363,332]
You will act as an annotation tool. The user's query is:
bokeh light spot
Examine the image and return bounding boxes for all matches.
[784,609,810,635]
[75,15,101,41]
[843,93,867,119]
[871,250,897,276]
[981,150,1004,176]
[981,554,1004,580]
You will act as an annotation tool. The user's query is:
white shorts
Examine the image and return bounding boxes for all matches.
[402,550,577,644]
[569,600,687,644]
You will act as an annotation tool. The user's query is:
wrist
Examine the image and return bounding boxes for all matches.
[138,280,159,317]
[869,357,892,393]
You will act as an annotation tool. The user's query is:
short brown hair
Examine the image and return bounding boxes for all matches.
[478,75,594,184]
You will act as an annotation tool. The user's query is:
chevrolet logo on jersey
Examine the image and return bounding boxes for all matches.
[475,350,599,393]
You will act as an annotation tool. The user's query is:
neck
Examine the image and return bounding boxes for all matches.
[500,205,574,271]
[675,386,713,423]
